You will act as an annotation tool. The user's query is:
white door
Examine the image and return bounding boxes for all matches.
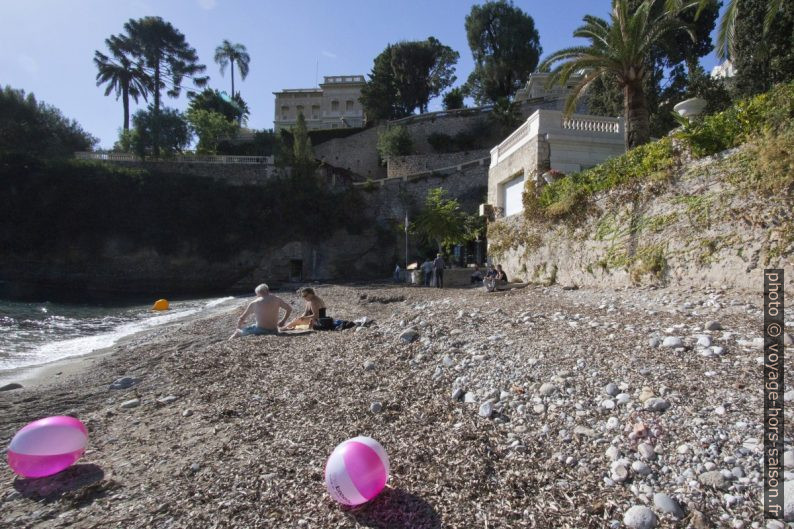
[502,174,525,217]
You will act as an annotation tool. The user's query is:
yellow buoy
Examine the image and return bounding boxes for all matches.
[152,299,169,311]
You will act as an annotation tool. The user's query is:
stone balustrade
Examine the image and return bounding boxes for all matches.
[490,110,623,168]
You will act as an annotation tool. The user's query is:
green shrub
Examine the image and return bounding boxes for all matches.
[529,137,675,220]
[676,81,794,157]
[427,132,455,153]
[377,126,413,161]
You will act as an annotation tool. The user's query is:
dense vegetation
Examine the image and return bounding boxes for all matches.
[463,0,542,105]
[360,38,459,121]
[526,82,794,222]
[0,156,366,262]
[0,86,97,158]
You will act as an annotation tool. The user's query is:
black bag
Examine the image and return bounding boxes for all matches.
[314,317,335,331]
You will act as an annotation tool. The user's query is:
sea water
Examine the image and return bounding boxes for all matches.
[0,296,236,376]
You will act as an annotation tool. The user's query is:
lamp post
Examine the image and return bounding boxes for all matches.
[404,211,409,281]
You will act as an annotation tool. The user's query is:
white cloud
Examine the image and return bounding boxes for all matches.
[197,0,217,10]
[321,50,337,59]
[17,54,38,75]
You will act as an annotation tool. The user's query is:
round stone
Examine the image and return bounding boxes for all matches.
[632,461,652,476]
[705,320,722,331]
[370,401,383,413]
[604,383,619,396]
[638,442,656,460]
[623,505,658,529]
[662,336,683,348]
[653,493,684,519]
[539,383,556,397]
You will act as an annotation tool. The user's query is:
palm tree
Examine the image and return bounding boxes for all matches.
[214,40,250,97]
[94,36,149,131]
[539,0,695,149]
[122,16,208,155]
[668,0,785,60]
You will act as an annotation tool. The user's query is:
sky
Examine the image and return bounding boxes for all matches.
[1,0,727,149]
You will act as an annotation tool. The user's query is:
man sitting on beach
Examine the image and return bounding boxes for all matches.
[229,283,292,339]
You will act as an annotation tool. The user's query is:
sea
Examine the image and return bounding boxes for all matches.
[0,296,237,378]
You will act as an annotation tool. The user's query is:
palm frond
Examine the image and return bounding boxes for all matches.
[715,0,738,60]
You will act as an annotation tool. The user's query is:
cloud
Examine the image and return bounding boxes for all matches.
[17,54,38,75]
[197,0,217,10]
[321,50,337,59]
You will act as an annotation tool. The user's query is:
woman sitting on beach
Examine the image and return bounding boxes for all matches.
[282,287,334,331]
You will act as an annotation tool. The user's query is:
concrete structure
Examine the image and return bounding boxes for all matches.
[514,72,587,113]
[710,60,735,79]
[273,75,366,131]
[487,110,625,219]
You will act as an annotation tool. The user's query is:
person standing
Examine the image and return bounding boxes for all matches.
[421,257,434,287]
[433,253,445,289]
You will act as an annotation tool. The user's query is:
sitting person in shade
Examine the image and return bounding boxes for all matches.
[470,265,484,284]
[229,283,292,339]
[283,287,334,330]
[484,264,509,292]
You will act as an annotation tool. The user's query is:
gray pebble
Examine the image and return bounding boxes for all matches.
[399,328,419,343]
[644,397,670,412]
[451,387,464,401]
[369,401,383,413]
[648,337,662,348]
[699,470,730,490]
[539,383,556,397]
[479,401,493,418]
[623,505,658,529]
[638,442,656,460]
[109,377,136,390]
[157,395,178,405]
[662,336,683,348]
[705,320,722,330]
[632,461,652,476]
[604,383,619,396]
[120,398,140,409]
[363,360,376,371]
[653,493,684,518]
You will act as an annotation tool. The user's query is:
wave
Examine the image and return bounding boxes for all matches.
[0,296,237,374]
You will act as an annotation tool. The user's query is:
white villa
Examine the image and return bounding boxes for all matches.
[486,110,625,219]
[273,75,366,131]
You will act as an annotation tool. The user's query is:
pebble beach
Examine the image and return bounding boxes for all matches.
[0,283,790,528]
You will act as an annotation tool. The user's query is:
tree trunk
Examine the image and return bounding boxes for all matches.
[153,61,161,157]
[230,58,235,97]
[122,84,130,132]
[623,80,650,149]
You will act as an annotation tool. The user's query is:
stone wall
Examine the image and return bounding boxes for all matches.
[387,149,490,178]
[314,126,385,180]
[487,148,794,292]
[313,99,562,180]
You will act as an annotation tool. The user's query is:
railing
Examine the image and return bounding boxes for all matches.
[490,110,623,167]
[353,155,490,188]
[75,152,274,165]
[562,116,621,134]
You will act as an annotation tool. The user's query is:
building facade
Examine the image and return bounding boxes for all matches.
[273,75,366,132]
[487,109,625,219]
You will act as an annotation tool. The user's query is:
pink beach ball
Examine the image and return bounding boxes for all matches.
[7,416,88,478]
[325,436,390,506]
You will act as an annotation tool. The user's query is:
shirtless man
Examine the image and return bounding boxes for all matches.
[229,284,292,339]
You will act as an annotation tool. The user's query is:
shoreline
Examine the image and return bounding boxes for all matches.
[0,296,244,390]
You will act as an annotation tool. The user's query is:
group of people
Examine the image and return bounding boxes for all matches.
[229,284,330,339]
[471,264,508,292]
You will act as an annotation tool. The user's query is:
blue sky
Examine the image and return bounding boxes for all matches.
[1,0,726,149]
